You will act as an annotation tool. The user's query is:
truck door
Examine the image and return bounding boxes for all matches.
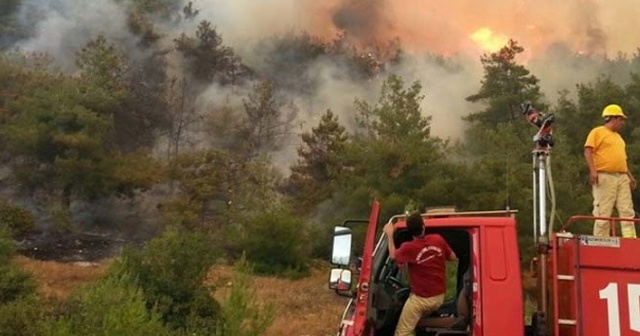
[351,201,381,336]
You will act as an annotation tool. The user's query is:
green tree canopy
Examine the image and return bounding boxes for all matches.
[175,20,250,86]
[1,68,159,209]
[285,109,348,214]
[466,40,545,125]
[335,74,448,218]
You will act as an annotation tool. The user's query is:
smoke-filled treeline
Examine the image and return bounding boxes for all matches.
[2,0,640,264]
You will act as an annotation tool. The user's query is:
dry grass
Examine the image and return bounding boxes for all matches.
[13,255,111,300]
[14,255,542,335]
[15,256,348,336]
[14,255,546,336]
[207,261,347,336]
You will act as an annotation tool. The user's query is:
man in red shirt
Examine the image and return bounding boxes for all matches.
[383,213,457,336]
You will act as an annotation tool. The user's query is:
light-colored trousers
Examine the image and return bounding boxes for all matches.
[395,293,444,336]
[592,172,637,238]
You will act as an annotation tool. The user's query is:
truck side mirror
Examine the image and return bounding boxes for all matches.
[328,268,352,293]
[331,226,352,266]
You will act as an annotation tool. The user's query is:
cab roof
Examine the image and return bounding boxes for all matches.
[390,210,518,229]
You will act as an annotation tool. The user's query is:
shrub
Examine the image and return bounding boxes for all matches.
[242,208,311,278]
[217,257,276,336]
[0,199,35,238]
[113,226,222,334]
[0,227,16,263]
[0,228,37,304]
[0,296,48,336]
[157,199,203,231]
[0,264,37,304]
[48,203,75,233]
[48,273,169,336]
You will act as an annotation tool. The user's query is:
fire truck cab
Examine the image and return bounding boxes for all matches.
[329,202,640,336]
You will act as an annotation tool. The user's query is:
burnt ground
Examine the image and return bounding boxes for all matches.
[16,232,133,262]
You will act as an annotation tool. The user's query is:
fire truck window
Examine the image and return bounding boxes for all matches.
[444,260,460,301]
[389,228,471,303]
[393,229,413,248]
[393,257,461,301]
[421,228,471,301]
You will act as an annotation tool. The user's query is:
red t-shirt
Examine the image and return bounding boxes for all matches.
[395,234,453,298]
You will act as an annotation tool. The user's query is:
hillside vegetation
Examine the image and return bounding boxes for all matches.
[13,256,345,336]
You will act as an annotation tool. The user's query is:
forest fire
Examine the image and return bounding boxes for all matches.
[470,28,509,53]
[298,0,636,57]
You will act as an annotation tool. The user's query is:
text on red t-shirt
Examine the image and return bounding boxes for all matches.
[394,234,453,298]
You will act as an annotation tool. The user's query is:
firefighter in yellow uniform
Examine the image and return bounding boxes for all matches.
[584,104,637,238]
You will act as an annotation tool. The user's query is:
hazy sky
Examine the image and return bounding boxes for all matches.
[195,0,640,57]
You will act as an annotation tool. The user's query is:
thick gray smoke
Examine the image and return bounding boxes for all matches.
[11,0,640,173]
[331,0,391,46]
[16,0,137,72]
[8,0,640,237]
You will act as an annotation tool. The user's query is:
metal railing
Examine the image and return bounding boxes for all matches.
[560,215,640,236]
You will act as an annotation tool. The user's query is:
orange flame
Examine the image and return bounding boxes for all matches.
[299,0,636,58]
[470,28,509,53]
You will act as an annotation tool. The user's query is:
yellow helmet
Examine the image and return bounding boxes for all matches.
[602,104,627,119]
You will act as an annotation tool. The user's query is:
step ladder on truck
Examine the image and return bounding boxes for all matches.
[549,216,640,336]
[327,104,640,336]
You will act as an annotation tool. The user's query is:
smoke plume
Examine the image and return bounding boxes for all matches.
[11,0,640,170]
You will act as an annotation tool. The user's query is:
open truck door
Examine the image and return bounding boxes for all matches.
[330,200,381,336]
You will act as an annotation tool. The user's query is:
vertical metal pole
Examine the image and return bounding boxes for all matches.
[524,107,555,335]
[538,154,547,237]
[536,151,550,331]
[532,154,538,243]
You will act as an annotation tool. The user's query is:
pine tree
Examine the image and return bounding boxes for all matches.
[466,40,545,125]
[286,110,348,213]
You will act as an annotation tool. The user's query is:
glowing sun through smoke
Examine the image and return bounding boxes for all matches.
[470,27,509,52]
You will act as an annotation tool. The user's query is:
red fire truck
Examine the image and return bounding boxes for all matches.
[329,204,640,336]
[327,105,640,336]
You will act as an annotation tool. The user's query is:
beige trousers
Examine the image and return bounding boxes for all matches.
[395,293,444,336]
[592,172,637,238]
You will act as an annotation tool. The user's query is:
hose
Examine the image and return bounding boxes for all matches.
[546,153,557,235]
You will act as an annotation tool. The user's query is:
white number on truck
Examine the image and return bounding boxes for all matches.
[630,284,640,333]
[599,282,640,336]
